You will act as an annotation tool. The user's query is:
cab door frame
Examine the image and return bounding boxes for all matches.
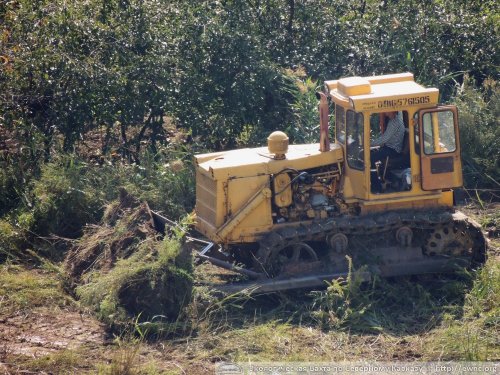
[418,105,463,191]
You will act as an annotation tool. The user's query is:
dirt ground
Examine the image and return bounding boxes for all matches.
[0,305,106,373]
[0,308,105,357]
[0,303,189,373]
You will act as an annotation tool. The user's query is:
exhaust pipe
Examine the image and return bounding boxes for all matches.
[316,91,330,152]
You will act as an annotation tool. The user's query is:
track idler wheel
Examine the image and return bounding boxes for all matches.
[327,233,349,253]
[396,226,413,247]
[265,242,320,277]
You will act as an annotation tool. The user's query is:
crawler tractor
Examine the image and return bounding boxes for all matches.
[191,72,487,293]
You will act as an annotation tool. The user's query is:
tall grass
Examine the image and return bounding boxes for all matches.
[426,260,500,360]
[0,143,195,263]
[306,264,480,335]
[453,77,500,190]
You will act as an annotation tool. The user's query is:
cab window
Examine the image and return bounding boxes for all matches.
[335,105,346,144]
[414,112,420,155]
[422,111,457,154]
[346,110,364,170]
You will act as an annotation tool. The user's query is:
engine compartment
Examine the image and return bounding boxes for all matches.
[271,164,344,223]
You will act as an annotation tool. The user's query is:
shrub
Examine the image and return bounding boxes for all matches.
[30,157,104,238]
[453,77,500,189]
[0,219,23,260]
[0,157,31,217]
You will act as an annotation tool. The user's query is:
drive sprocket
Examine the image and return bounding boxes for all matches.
[424,222,474,258]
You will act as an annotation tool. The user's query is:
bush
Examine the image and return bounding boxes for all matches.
[0,164,20,217]
[452,77,500,189]
[104,149,195,218]
[0,219,23,260]
[30,157,104,238]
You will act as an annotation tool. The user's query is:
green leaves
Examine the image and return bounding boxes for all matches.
[1,0,497,155]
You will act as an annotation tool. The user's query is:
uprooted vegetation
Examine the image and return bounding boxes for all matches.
[64,189,193,326]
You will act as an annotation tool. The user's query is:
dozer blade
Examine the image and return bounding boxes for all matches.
[201,247,468,294]
[212,271,371,295]
[204,255,469,295]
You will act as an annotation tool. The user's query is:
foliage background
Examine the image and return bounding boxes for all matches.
[0,0,498,245]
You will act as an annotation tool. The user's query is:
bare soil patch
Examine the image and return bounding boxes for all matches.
[0,307,106,358]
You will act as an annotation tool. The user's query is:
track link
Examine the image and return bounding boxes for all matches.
[257,209,487,273]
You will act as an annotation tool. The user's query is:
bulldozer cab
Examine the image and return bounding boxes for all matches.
[325,73,463,209]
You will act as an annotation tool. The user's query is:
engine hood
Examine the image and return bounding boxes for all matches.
[195,143,344,180]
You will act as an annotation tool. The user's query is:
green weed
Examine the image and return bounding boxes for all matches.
[30,156,104,238]
[0,264,71,315]
[0,219,23,260]
[427,260,500,360]
[20,350,82,374]
[309,260,477,334]
[76,235,192,325]
[310,261,373,330]
[97,344,140,375]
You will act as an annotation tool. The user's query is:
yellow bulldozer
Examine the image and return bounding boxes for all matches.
[186,72,487,293]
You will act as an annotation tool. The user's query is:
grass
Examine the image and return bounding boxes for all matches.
[19,350,83,374]
[424,260,500,360]
[160,225,499,367]
[97,342,141,375]
[0,205,498,373]
[165,254,499,366]
[0,261,497,373]
[0,263,72,316]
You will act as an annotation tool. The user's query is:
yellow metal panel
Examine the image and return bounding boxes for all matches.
[328,91,351,106]
[337,77,372,96]
[217,187,271,241]
[351,86,439,112]
[439,191,454,207]
[365,72,414,85]
[327,72,439,112]
[344,169,366,199]
[324,80,338,92]
[361,198,440,214]
[195,151,225,164]
[342,176,355,199]
[326,73,413,95]
[196,143,344,180]
[226,175,272,241]
[195,169,226,228]
[360,193,443,214]
[364,192,442,205]
[195,172,217,225]
[195,216,218,239]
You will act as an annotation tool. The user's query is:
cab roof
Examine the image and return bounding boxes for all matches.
[325,72,439,112]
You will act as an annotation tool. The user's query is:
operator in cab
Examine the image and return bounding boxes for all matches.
[370,111,405,166]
